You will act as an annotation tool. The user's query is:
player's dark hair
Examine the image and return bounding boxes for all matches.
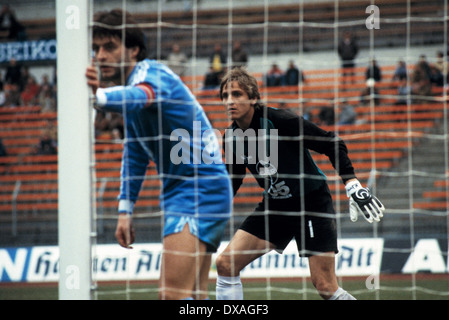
[219,67,263,109]
[93,9,147,61]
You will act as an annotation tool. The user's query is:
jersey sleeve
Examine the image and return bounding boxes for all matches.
[287,116,357,183]
[118,136,150,214]
[95,83,155,113]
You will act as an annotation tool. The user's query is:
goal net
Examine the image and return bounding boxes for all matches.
[58,0,449,300]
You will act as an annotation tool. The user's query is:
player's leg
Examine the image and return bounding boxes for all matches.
[216,229,275,276]
[302,185,355,299]
[215,229,275,300]
[159,223,208,300]
[308,252,339,299]
[308,253,356,300]
[193,252,212,300]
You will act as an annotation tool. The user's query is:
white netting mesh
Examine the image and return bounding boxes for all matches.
[84,0,449,300]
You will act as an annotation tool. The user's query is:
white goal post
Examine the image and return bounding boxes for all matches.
[57,0,94,300]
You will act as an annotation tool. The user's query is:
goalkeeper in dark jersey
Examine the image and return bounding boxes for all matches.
[215,67,385,300]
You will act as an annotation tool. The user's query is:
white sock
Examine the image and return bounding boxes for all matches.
[329,287,356,300]
[216,275,243,300]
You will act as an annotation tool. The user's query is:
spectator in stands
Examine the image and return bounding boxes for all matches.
[360,78,380,105]
[52,69,58,108]
[107,113,124,139]
[395,77,411,106]
[303,108,315,123]
[166,43,188,77]
[411,55,432,101]
[210,43,227,71]
[338,31,358,84]
[94,109,124,140]
[34,122,57,155]
[0,5,26,41]
[365,59,382,82]
[0,138,7,157]
[285,60,305,86]
[203,43,227,89]
[428,52,445,87]
[265,63,284,87]
[434,51,447,78]
[203,67,221,89]
[2,86,21,107]
[94,110,109,138]
[0,75,5,107]
[418,55,432,75]
[338,100,356,125]
[318,106,335,125]
[20,76,40,106]
[19,66,31,93]
[40,74,53,90]
[3,60,22,107]
[38,82,56,113]
[231,41,248,69]
[392,60,407,82]
[429,64,444,87]
[111,127,123,141]
[4,58,22,88]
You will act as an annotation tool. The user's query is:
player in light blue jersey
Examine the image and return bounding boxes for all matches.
[85,9,232,300]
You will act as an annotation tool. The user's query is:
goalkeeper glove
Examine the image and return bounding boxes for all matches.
[345,179,385,223]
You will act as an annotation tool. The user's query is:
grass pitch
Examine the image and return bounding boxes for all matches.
[1,274,448,300]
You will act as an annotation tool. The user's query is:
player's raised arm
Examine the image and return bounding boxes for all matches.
[95,82,154,113]
[85,60,154,113]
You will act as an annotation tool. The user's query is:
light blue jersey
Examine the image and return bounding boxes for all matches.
[96,59,232,221]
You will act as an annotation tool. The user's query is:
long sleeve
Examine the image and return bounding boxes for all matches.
[117,133,150,214]
[294,117,357,184]
[95,83,154,214]
[96,83,154,113]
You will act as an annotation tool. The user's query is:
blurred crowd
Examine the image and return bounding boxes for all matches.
[0,58,57,112]
[2,9,448,158]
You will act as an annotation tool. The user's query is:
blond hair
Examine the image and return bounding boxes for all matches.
[219,67,263,109]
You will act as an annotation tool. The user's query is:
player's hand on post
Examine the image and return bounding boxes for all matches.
[345,179,385,223]
[115,213,135,249]
[85,59,99,95]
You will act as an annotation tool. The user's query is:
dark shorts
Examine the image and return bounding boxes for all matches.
[239,185,338,257]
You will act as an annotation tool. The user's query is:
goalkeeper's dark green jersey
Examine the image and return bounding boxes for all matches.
[223,105,356,210]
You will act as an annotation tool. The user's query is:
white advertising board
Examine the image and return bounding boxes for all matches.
[0,238,385,282]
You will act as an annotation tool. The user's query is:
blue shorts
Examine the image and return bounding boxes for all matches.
[164,215,229,253]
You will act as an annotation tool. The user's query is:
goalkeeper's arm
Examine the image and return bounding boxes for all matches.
[345,179,385,223]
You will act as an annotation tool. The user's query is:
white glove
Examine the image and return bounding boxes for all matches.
[345,180,385,223]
